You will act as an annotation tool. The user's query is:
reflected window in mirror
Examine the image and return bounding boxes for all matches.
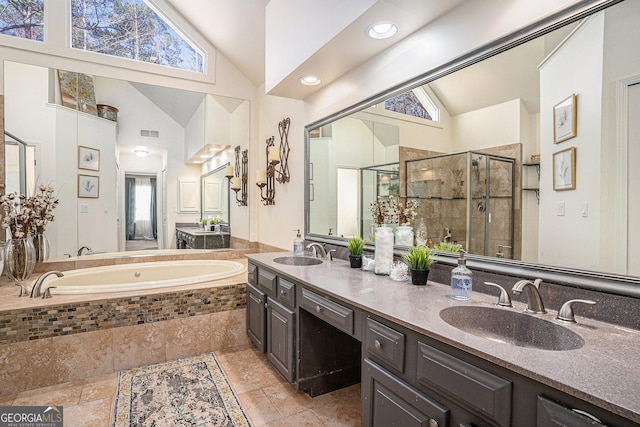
[384,88,439,121]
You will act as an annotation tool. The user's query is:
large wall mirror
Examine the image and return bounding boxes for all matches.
[4,61,250,258]
[306,0,640,292]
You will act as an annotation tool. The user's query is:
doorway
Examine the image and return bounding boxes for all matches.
[124,174,158,251]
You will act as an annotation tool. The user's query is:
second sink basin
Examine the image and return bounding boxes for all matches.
[440,306,584,351]
[273,256,323,266]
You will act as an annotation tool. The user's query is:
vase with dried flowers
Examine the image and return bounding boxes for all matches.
[1,192,36,280]
[389,196,420,246]
[1,185,59,280]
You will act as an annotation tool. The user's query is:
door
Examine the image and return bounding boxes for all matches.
[628,83,640,276]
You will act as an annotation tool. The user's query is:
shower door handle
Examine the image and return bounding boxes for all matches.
[488,212,491,223]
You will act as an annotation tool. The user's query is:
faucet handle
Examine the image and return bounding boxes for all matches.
[328,249,337,261]
[15,283,29,297]
[556,299,596,323]
[42,286,56,299]
[484,282,512,307]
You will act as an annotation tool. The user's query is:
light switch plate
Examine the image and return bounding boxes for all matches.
[80,204,89,213]
[581,202,588,217]
[556,201,565,216]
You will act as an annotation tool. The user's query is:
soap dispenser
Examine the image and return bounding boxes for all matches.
[293,230,304,256]
[451,249,472,300]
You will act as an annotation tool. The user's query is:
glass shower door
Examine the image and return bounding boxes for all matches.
[486,157,514,258]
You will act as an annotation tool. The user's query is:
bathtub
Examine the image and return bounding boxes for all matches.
[80,249,218,259]
[38,260,247,294]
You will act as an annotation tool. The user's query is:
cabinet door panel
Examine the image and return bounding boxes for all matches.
[267,297,295,383]
[363,358,449,427]
[246,283,266,352]
[537,396,606,426]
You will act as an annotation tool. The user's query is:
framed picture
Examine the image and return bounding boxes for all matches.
[78,174,99,198]
[553,94,577,143]
[78,146,100,171]
[309,163,314,180]
[553,147,576,191]
[309,183,315,201]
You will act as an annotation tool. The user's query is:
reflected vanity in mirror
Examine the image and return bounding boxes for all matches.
[4,61,250,259]
[306,0,640,294]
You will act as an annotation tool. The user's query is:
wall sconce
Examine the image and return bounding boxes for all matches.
[255,117,291,205]
[226,145,248,206]
[256,136,277,205]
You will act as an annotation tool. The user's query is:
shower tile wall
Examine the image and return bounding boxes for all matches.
[407,144,522,259]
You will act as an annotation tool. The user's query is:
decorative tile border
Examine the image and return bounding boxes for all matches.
[0,282,247,345]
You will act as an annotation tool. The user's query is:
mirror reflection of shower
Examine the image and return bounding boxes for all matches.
[406,151,515,258]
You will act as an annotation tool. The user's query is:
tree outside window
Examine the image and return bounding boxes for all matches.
[0,0,44,42]
[71,0,204,73]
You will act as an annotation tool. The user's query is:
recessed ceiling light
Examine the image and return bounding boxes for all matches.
[367,22,398,40]
[134,147,149,158]
[299,75,322,86]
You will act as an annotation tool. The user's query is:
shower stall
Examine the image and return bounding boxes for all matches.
[406,151,515,258]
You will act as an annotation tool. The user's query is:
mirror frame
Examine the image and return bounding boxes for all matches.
[305,0,640,298]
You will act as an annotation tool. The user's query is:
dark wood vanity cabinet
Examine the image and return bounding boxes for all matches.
[245,259,637,426]
[246,263,296,383]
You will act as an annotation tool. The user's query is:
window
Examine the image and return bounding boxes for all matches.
[0,0,44,42]
[384,87,439,122]
[71,0,204,73]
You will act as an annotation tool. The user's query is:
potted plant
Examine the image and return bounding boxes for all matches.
[402,245,434,285]
[347,236,364,268]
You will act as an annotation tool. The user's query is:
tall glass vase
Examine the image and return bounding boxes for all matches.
[374,225,394,275]
[32,233,50,263]
[5,238,36,281]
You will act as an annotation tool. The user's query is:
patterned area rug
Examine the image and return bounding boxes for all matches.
[112,353,252,427]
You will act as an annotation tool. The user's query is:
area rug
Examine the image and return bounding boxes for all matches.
[111,353,252,427]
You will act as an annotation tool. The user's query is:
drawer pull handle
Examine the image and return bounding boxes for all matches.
[315,305,321,313]
[374,340,382,350]
[280,290,286,296]
[429,419,438,427]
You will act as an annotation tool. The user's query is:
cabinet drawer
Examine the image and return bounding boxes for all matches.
[258,268,278,295]
[247,263,258,286]
[416,341,512,427]
[301,288,354,335]
[277,277,296,307]
[365,318,405,373]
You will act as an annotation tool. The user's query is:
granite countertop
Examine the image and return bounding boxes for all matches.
[246,252,640,423]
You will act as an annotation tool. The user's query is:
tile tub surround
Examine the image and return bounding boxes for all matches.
[0,261,249,396]
[247,252,640,424]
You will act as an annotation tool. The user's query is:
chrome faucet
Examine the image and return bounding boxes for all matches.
[77,246,92,256]
[30,271,64,298]
[306,242,327,259]
[511,278,546,314]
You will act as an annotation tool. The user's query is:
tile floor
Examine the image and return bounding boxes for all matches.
[0,345,362,427]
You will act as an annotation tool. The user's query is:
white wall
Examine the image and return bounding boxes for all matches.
[538,13,604,270]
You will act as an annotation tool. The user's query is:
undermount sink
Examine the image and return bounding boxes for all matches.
[273,256,323,266]
[439,306,584,351]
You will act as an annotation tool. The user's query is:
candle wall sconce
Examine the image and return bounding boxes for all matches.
[255,117,292,205]
[227,145,248,206]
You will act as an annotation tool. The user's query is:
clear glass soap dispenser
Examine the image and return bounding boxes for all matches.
[451,249,472,300]
[293,229,304,256]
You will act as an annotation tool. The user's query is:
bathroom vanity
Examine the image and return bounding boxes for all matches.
[245,253,640,427]
[175,226,230,249]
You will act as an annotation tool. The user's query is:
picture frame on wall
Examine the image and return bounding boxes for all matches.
[553,147,576,191]
[553,94,577,143]
[78,174,99,198]
[78,146,100,171]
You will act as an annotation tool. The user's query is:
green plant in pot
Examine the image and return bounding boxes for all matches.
[347,236,364,268]
[402,245,435,285]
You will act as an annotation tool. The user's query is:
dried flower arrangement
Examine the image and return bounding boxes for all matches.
[369,196,393,227]
[389,196,420,225]
[1,185,59,239]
